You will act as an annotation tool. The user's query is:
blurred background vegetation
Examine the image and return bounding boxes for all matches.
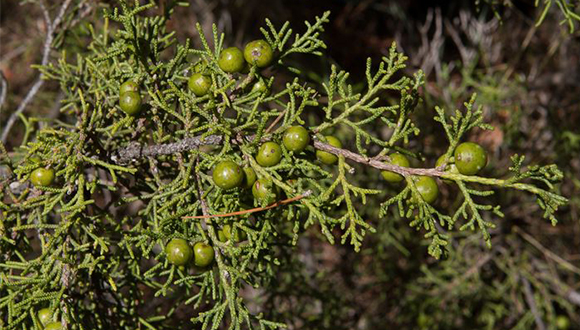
[1,0,579,329]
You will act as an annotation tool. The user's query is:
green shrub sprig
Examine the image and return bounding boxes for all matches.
[0,1,567,329]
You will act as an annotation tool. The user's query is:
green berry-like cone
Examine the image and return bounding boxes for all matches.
[414,176,439,204]
[283,126,310,152]
[256,142,282,167]
[556,315,570,330]
[37,308,52,326]
[251,79,269,94]
[435,155,457,184]
[381,153,410,183]
[120,80,139,94]
[44,322,62,330]
[252,178,278,204]
[220,224,247,242]
[212,161,244,190]
[119,91,142,115]
[454,142,487,175]
[244,39,274,68]
[194,242,215,268]
[188,73,211,96]
[242,167,257,189]
[30,168,55,187]
[165,238,193,266]
[218,47,245,73]
[316,136,342,165]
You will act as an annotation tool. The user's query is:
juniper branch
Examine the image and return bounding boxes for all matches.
[2,4,573,327]
[114,134,566,203]
[114,133,445,176]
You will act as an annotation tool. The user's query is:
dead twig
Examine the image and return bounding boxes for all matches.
[522,277,547,330]
[0,71,7,112]
[1,0,73,143]
[514,226,580,276]
[114,135,224,163]
[264,109,287,134]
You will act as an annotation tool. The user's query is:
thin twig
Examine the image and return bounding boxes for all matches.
[60,230,72,329]
[0,71,7,111]
[536,271,580,307]
[568,290,580,306]
[264,109,287,134]
[2,79,45,143]
[112,132,561,192]
[514,226,580,276]
[1,0,73,143]
[183,190,312,219]
[522,277,547,330]
[312,139,445,177]
[60,263,71,329]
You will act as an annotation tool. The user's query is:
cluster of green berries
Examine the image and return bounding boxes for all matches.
[37,308,61,330]
[186,39,275,98]
[119,40,274,113]
[381,142,488,204]
[118,80,142,116]
[165,238,215,268]
[211,126,334,204]
[29,83,145,187]
[218,39,274,73]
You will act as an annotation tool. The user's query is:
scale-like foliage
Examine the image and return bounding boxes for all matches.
[0,1,567,329]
